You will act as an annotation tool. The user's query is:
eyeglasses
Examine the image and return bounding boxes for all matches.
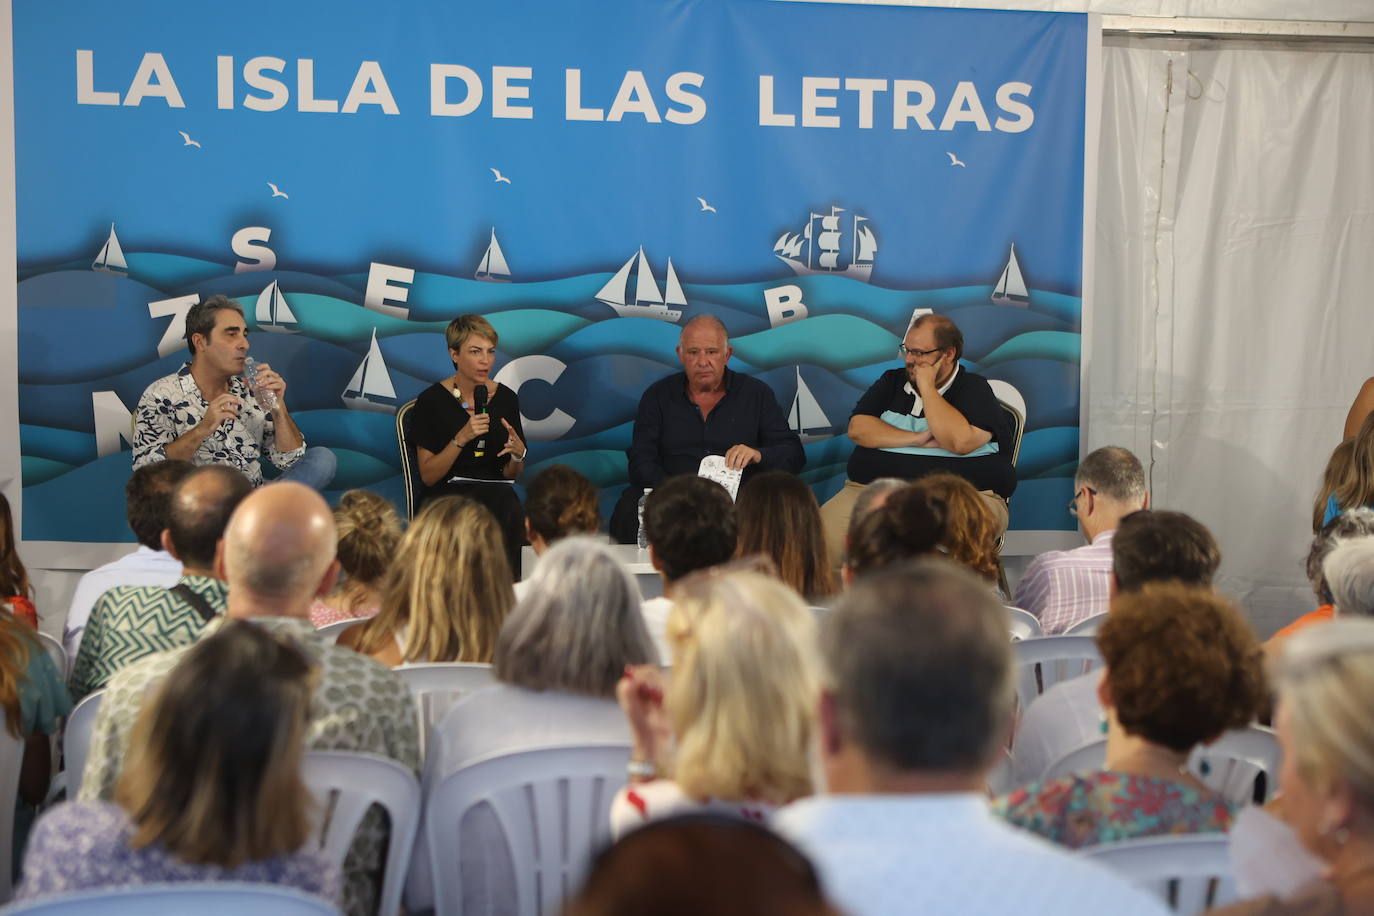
[898,345,944,359]
[1067,486,1098,517]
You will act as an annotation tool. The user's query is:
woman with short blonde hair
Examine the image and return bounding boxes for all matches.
[341,495,514,665]
[16,622,334,900]
[611,570,818,835]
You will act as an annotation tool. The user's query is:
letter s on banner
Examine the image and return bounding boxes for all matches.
[493,355,576,441]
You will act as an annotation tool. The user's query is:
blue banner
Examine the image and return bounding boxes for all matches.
[13,0,1088,541]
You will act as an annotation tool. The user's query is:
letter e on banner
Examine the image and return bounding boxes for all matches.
[148,294,200,358]
[493,355,576,441]
[764,285,808,328]
[92,391,135,458]
[232,227,276,273]
[363,263,413,319]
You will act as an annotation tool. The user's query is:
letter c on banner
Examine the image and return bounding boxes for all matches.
[493,355,576,441]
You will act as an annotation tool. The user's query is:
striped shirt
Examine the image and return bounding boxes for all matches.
[1012,529,1115,635]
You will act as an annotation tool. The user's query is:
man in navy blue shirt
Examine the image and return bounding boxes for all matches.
[609,315,804,543]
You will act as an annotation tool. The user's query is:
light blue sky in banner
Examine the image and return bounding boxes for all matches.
[13,0,1086,293]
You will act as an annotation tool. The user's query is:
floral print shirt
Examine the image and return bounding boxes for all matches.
[993,770,1236,849]
[133,364,304,485]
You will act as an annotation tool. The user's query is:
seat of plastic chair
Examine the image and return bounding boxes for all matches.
[1012,635,1103,715]
[1064,612,1109,636]
[301,751,421,916]
[315,618,371,645]
[0,882,342,915]
[417,742,630,916]
[1077,834,1237,912]
[1005,606,1042,641]
[62,691,103,802]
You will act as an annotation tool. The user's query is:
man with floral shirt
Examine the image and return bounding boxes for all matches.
[132,295,335,488]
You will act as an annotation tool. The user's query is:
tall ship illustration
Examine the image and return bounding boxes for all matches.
[91,223,128,275]
[474,228,511,282]
[773,207,877,282]
[255,280,299,333]
[990,243,1030,306]
[789,367,832,442]
[341,328,398,414]
[595,247,687,322]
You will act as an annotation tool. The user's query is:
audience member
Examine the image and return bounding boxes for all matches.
[1346,376,1374,440]
[995,584,1266,846]
[1324,537,1374,617]
[69,466,252,700]
[1313,438,1356,533]
[842,483,945,583]
[1320,412,1374,527]
[519,465,601,598]
[734,471,836,603]
[911,472,1001,585]
[612,570,817,836]
[1013,446,1148,632]
[407,537,657,914]
[19,622,335,902]
[79,481,419,916]
[774,559,1165,916]
[0,493,36,630]
[340,495,513,666]
[639,476,737,663]
[1269,509,1374,653]
[310,490,403,628]
[565,814,840,916]
[1211,620,1374,915]
[1011,509,1223,785]
[63,461,192,664]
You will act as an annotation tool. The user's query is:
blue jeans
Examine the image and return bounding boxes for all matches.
[277,446,337,490]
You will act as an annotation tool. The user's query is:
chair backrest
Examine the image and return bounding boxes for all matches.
[301,751,421,916]
[1005,606,1042,641]
[1042,738,1107,783]
[63,690,104,802]
[395,399,421,520]
[0,724,26,902]
[423,743,630,916]
[988,379,1026,468]
[1188,725,1281,805]
[394,663,497,758]
[316,618,371,645]
[1078,834,1236,913]
[1064,612,1109,636]
[0,882,342,914]
[1012,635,1103,716]
[33,631,67,679]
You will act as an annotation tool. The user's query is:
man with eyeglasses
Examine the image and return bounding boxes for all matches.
[1011,445,1149,635]
[820,313,1015,568]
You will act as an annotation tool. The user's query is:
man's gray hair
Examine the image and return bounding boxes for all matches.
[680,313,728,341]
[1324,537,1374,617]
[821,557,1012,773]
[1075,446,1147,505]
[493,536,657,696]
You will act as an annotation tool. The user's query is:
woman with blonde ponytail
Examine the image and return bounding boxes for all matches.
[310,490,403,628]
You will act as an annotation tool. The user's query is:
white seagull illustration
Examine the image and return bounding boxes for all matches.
[946,152,967,167]
[267,183,289,199]
[696,197,717,213]
[490,168,512,184]
[178,131,201,148]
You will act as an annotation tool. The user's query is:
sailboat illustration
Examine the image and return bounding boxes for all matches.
[789,367,832,443]
[773,207,877,282]
[91,223,128,275]
[341,328,398,414]
[255,280,299,333]
[595,247,687,322]
[474,228,511,282]
[990,243,1030,306]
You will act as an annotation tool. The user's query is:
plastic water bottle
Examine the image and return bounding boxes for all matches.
[636,488,653,550]
[243,357,278,410]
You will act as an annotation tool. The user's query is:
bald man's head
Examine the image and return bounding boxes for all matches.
[221,482,338,604]
[166,466,252,571]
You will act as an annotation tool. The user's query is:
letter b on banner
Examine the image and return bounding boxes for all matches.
[764,284,808,328]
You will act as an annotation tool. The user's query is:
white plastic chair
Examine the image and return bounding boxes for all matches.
[419,743,630,916]
[394,663,496,758]
[1012,635,1103,717]
[33,631,67,678]
[1064,612,1109,635]
[0,726,26,902]
[316,618,370,644]
[1078,834,1236,913]
[1005,606,1042,641]
[1042,738,1108,783]
[301,751,421,916]
[0,882,342,914]
[62,690,103,801]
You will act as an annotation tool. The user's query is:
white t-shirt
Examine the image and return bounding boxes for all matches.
[609,778,775,839]
[640,596,674,666]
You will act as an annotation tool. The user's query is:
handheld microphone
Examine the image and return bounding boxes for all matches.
[472,384,488,457]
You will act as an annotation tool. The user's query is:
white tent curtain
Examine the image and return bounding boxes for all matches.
[1089,36,1374,636]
